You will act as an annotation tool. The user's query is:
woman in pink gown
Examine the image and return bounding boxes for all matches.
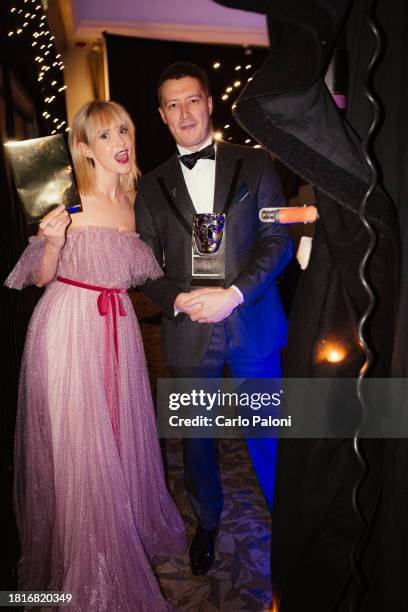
[5,101,186,610]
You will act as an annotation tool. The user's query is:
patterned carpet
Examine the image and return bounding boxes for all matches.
[132,290,272,612]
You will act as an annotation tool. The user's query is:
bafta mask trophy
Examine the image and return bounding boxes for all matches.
[192,213,226,286]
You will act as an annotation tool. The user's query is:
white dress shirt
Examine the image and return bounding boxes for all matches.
[177,137,216,213]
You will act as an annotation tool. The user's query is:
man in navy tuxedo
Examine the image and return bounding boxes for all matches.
[136,62,292,575]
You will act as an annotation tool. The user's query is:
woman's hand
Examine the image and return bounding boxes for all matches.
[39,205,71,250]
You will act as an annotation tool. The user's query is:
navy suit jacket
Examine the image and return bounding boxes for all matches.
[135,140,292,367]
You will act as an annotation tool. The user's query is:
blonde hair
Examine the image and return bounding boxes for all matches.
[68,100,140,195]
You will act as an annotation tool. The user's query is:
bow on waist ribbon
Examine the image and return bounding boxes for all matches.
[57,276,127,359]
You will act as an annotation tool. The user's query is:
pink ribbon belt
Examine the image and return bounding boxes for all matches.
[57,276,127,359]
[57,276,127,451]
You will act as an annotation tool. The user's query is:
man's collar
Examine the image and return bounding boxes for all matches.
[177,135,215,156]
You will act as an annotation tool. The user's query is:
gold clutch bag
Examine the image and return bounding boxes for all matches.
[4,133,82,224]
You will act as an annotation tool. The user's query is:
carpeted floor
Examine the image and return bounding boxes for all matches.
[132,290,272,611]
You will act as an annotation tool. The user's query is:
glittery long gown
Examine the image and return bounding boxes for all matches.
[5,226,186,611]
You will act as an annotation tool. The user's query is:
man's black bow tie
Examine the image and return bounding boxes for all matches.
[178,143,215,169]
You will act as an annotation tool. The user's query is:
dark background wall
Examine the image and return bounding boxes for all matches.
[0,0,68,590]
[105,33,269,173]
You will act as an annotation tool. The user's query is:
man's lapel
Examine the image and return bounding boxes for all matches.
[213,140,243,214]
[161,154,195,233]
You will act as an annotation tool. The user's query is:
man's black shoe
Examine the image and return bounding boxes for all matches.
[189,525,218,575]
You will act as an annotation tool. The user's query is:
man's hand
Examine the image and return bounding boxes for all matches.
[174,288,223,316]
[182,287,242,323]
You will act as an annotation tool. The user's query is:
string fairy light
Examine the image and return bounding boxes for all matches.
[209,47,268,144]
[7,0,68,134]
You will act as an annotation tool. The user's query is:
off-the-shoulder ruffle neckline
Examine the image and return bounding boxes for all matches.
[66,225,139,237]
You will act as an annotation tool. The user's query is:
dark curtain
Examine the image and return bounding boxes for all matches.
[347,1,408,609]
[0,97,39,590]
[347,0,408,375]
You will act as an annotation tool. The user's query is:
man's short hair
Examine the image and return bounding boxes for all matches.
[157,62,211,106]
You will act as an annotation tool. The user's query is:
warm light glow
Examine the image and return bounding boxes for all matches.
[253,144,261,148]
[235,65,242,70]
[213,131,223,140]
[245,64,252,70]
[221,94,229,101]
[245,138,251,144]
[327,350,345,363]
[224,124,230,129]
[234,81,241,87]
[213,62,220,69]
[317,341,347,363]
[269,597,279,612]
[247,77,253,82]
